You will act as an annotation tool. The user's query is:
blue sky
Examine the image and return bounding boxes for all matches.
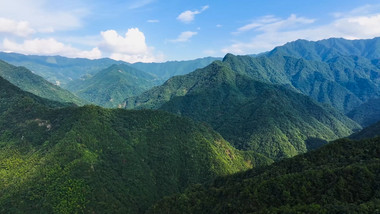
[1,0,380,62]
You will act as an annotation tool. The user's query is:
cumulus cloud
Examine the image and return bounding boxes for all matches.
[177,5,209,23]
[2,38,102,59]
[0,18,35,37]
[170,31,198,43]
[99,28,163,63]
[222,6,380,55]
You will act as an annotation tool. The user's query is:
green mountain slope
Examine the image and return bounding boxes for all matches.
[125,61,360,160]
[222,53,380,113]
[149,137,380,214]
[347,98,380,127]
[130,57,220,81]
[0,52,219,87]
[0,77,270,213]
[0,60,85,105]
[268,37,380,61]
[67,64,160,108]
[350,120,380,140]
[0,52,122,86]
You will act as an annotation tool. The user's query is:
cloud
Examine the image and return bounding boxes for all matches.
[177,5,209,23]
[99,28,163,63]
[0,0,87,33]
[234,14,314,34]
[147,19,159,23]
[216,24,223,28]
[0,18,35,37]
[222,6,380,55]
[1,38,102,59]
[170,31,198,43]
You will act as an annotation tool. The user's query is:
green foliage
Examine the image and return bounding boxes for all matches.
[66,64,161,108]
[149,137,380,214]
[125,61,360,160]
[0,78,267,213]
[222,53,380,113]
[0,60,85,105]
[347,98,380,127]
[350,120,380,140]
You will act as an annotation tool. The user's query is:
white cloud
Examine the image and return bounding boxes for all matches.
[222,7,380,55]
[170,31,198,43]
[216,24,223,28]
[177,5,209,23]
[2,38,102,59]
[0,0,87,33]
[0,18,35,37]
[234,14,314,34]
[99,28,163,63]
[147,19,160,23]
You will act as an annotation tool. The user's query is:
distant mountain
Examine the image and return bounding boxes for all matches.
[66,64,160,108]
[0,77,270,213]
[0,52,219,87]
[347,98,380,127]
[125,61,360,160]
[350,120,380,140]
[0,52,122,86]
[267,37,380,61]
[130,57,220,81]
[0,60,85,105]
[222,53,380,113]
[149,136,380,214]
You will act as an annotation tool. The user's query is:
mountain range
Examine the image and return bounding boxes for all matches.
[1,36,380,213]
[0,60,85,105]
[125,60,360,160]
[66,64,161,108]
[0,76,271,213]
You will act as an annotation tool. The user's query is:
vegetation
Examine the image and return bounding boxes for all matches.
[125,61,360,160]
[0,76,270,213]
[222,53,380,113]
[0,60,85,105]
[66,64,161,108]
[130,57,220,81]
[350,120,380,140]
[347,98,380,127]
[149,137,380,214]
[0,52,122,86]
[267,37,380,61]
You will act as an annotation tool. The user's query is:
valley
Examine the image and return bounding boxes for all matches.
[1,1,380,212]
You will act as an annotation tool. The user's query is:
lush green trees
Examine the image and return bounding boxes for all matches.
[125,61,360,160]
[149,137,380,214]
[0,77,270,213]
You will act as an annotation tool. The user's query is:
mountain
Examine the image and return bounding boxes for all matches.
[125,61,360,160]
[0,52,219,87]
[222,53,380,113]
[130,57,220,81]
[350,120,380,140]
[0,60,85,105]
[0,77,271,213]
[0,52,122,86]
[347,98,380,127]
[149,136,380,214]
[267,37,380,61]
[66,64,160,108]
